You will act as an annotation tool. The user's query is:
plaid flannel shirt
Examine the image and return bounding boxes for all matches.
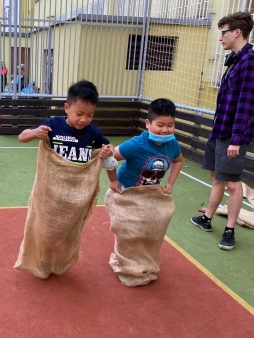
[210,43,254,145]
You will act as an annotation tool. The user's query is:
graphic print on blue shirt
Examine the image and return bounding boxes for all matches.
[39,116,109,163]
[139,156,170,185]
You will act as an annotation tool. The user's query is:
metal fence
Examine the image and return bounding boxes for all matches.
[0,0,149,99]
[1,0,253,117]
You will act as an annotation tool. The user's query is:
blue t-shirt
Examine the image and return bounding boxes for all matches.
[117,131,181,188]
[39,116,109,163]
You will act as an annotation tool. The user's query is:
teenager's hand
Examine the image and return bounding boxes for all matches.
[227,145,240,159]
[35,126,52,140]
[100,144,114,159]
[110,180,121,193]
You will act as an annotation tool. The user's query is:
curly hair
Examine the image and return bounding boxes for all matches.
[218,11,254,40]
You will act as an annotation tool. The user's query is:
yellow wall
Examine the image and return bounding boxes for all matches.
[78,25,142,96]
[52,24,82,94]
[0,0,3,17]
[29,28,49,93]
[141,24,214,108]
[30,23,82,95]
[142,0,249,110]
[5,0,251,109]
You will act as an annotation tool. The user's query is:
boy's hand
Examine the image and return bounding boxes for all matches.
[100,144,114,159]
[110,180,121,193]
[164,182,173,194]
[35,126,52,140]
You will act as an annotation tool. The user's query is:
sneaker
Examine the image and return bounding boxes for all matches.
[191,216,212,232]
[219,230,235,250]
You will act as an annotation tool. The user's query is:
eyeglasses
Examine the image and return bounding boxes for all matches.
[221,29,234,37]
[142,170,166,180]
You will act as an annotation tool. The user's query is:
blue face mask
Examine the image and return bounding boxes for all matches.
[148,131,175,143]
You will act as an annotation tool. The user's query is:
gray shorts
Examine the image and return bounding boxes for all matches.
[202,137,249,182]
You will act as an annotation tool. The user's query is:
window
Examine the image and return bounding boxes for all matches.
[126,35,177,71]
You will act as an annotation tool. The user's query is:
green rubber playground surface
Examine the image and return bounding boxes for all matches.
[0,134,254,310]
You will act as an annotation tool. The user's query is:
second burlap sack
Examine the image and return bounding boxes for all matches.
[105,185,175,287]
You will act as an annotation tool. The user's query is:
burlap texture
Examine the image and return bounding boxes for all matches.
[14,140,101,278]
[104,185,175,287]
[215,183,254,229]
[215,205,254,229]
[242,182,254,207]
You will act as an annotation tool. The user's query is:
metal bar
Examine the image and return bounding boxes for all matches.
[116,23,124,96]
[51,2,57,95]
[0,93,139,99]
[0,19,2,96]
[80,0,86,81]
[12,0,18,98]
[70,0,80,86]
[61,0,67,94]
[141,96,215,115]
[137,0,152,98]
[30,24,35,91]
[125,28,130,96]
[87,19,93,80]
[6,13,143,25]
[54,0,60,95]
[17,0,22,93]
[96,24,103,89]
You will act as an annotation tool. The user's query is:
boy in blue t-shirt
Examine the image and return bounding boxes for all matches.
[18,80,114,162]
[107,98,183,192]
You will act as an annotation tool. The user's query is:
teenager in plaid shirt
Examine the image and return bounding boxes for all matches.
[191,11,254,250]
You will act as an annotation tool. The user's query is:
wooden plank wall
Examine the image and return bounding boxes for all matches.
[0,99,139,137]
[1,98,253,183]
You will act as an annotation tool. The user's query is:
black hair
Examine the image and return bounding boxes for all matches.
[218,11,254,40]
[147,98,176,122]
[67,80,99,106]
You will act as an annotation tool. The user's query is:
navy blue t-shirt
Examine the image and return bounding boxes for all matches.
[39,117,109,163]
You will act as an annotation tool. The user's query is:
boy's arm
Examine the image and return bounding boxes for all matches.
[18,125,52,143]
[101,145,125,160]
[165,154,183,193]
[105,146,125,193]
[113,146,125,161]
[106,169,121,193]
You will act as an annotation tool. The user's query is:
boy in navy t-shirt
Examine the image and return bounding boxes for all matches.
[18,80,114,162]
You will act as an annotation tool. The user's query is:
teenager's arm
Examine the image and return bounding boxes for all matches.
[18,125,52,143]
[165,154,183,193]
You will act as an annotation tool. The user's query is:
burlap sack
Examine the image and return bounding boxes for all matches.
[215,205,254,229]
[104,185,175,287]
[242,182,254,207]
[14,140,102,278]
